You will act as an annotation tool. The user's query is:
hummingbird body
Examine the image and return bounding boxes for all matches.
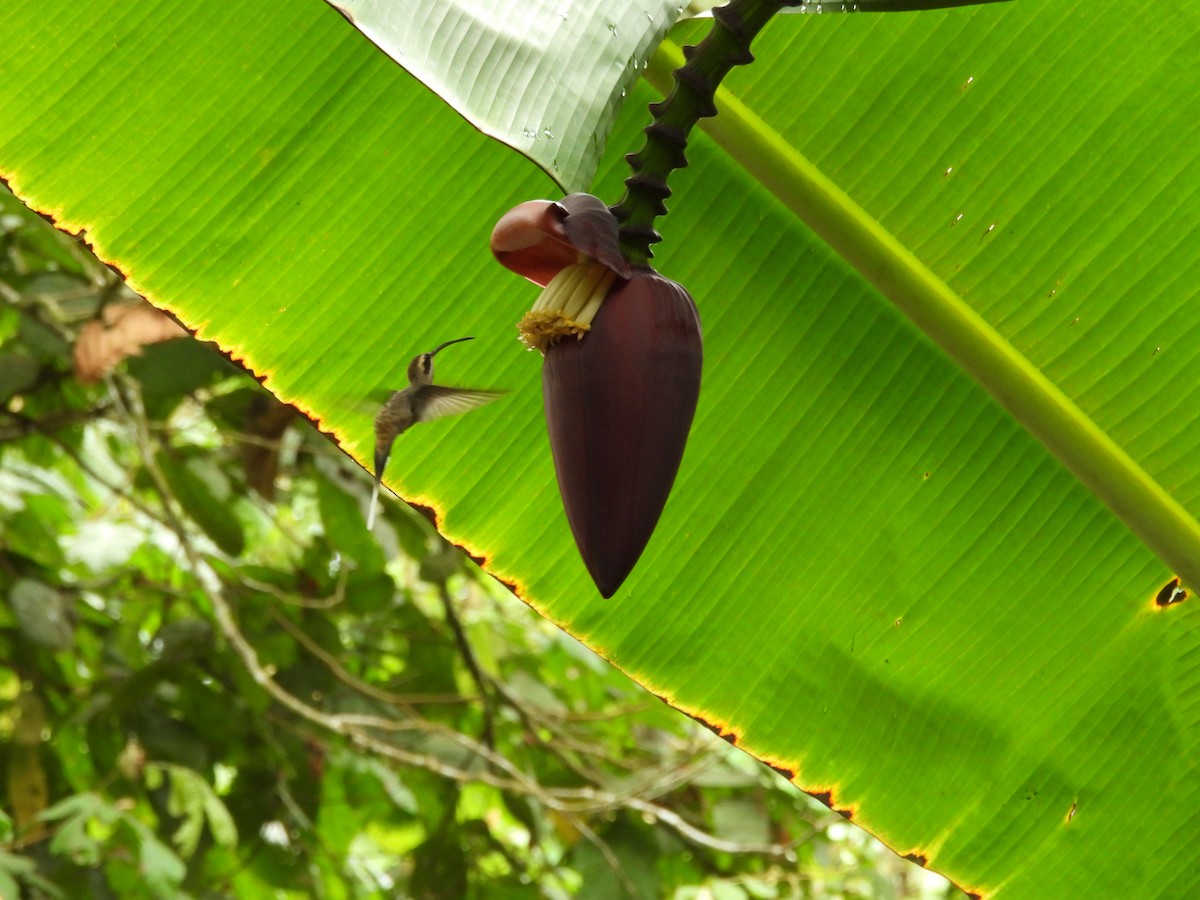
[367,337,504,529]
[373,390,420,474]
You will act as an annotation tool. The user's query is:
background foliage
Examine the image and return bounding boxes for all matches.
[0,188,952,898]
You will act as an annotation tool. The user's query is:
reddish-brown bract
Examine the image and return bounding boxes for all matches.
[543,270,702,597]
[491,194,631,287]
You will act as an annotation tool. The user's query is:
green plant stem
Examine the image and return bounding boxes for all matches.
[643,39,1200,589]
[612,0,792,265]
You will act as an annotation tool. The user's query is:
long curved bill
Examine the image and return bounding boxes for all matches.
[431,336,474,355]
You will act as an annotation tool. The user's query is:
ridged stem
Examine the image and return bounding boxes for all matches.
[610,0,794,266]
[642,38,1200,589]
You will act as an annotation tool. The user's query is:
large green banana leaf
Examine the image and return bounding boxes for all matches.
[3,1,1198,896]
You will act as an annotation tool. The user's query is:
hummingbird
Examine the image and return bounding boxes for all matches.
[367,336,505,530]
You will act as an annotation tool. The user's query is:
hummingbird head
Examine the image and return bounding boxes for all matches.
[406,336,474,385]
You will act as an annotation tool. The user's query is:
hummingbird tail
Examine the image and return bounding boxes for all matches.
[374,445,391,479]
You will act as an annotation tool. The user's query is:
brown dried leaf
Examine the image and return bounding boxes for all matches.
[7,693,48,837]
[73,302,188,384]
[243,392,297,500]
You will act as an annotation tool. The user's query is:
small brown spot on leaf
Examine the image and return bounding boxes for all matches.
[329,2,357,25]
[489,572,520,595]
[1155,578,1188,608]
[768,764,795,781]
[32,206,63,230]
[684,711,741,744]
[410,502,439,529]
[1067,801,1077,824]
[903,852,928,867]
[103,256,132,284]
[287,400,340,447]
[805,787,853,819]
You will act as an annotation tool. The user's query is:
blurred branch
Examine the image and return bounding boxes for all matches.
[239,570,348,610]
[435,580,496,750]
[212,565,798,858]
[490,678,639,788]
[268,607,471,707]
[13,409,165,527]
[0,277,21,303]
[0,405,112,441]
[558,702,658,722]
[624,796,802,862]
[571,816,640,898]
[489,665,714,798]
[106,373,193,542]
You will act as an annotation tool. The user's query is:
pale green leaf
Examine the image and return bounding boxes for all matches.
[161,764,239,856]
[131,825,188,896]
[8,578,74,650]
[325,0,690,191]
[38,793,118,865]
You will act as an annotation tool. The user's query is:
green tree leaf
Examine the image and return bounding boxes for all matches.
[0,850,66,900]
[159,763,238,856]
[126,338,234,420]
[129,823,188,897]
[325,0,690,191]
[316,471,386,573]
[39,793,120,865]
[6,498,69,570]
[8,578,74,650]
[158,453,246,557]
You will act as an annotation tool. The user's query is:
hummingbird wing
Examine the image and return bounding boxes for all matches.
[367,387,503,531]
[414,386,507,424]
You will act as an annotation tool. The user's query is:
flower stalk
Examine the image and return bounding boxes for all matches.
[612,0,796,265]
